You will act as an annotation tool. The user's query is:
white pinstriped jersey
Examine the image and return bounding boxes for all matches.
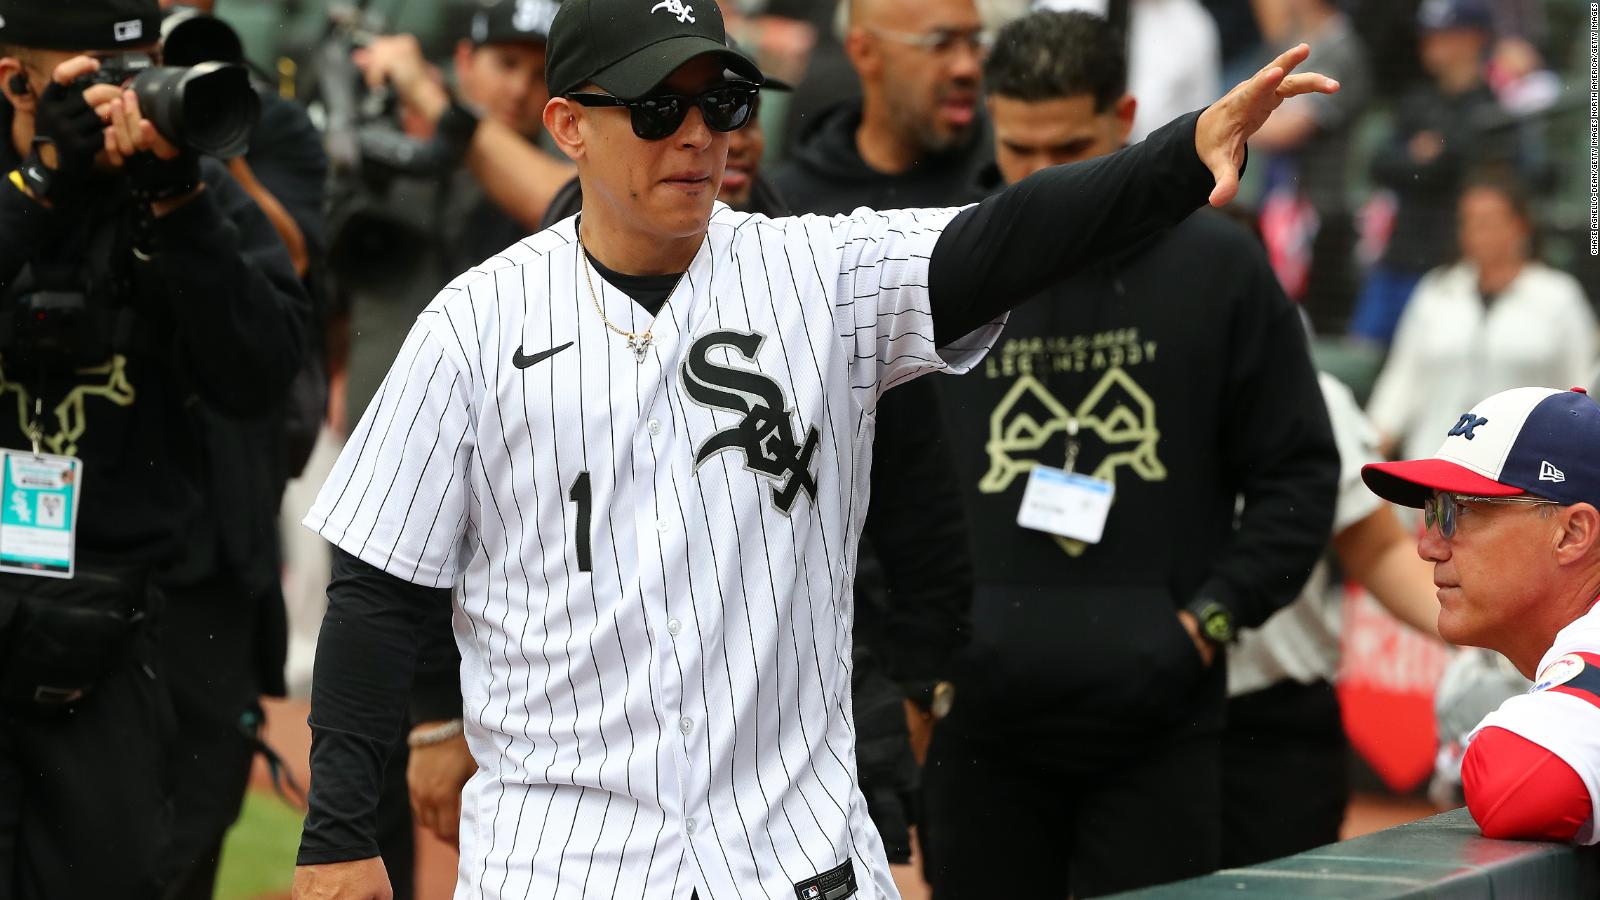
[305,203,1002,899]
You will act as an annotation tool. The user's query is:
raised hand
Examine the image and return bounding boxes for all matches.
[1196,43,1339,207]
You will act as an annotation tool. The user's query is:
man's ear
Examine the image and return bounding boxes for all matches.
[0,58,36,113]
[1113,93,1137,144]
[843,26,880,82]
[543,96,585,162]
[1555,503,1600,566]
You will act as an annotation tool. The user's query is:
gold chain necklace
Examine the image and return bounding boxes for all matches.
[579,237,681,364]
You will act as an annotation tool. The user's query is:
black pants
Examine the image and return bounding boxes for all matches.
[158,574,263,900]
[922,710,1221,899]
[0,628,175,900]
[1221,679,1347,868]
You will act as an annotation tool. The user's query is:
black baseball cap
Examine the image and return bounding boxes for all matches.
[546,0,764,100]
[470,0,559,46]
[0,0,160,51]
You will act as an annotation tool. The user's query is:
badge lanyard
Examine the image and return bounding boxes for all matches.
[0,395,83,578]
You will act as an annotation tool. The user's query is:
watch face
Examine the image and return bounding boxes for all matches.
[1203,610,1233,643]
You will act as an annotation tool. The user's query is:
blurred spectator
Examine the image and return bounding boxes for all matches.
[337,0,571,428]
[770,0,991,210]
[1203,0,1269,85]
[1367,176,1595,463]
[920,12,1337,897]
[1348,0,1424,95]
[1249,0,1370,333]
[772,0,986,863]
[1349,0,1510,345]
[1033,0,1222,142]
[151,5,332,899]
[1224,372,1441,868]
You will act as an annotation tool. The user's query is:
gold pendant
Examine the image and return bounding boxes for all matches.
[628,334,652,363]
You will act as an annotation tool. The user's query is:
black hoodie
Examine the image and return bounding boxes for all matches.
[770,99,993,215]
[935,198,1339,764]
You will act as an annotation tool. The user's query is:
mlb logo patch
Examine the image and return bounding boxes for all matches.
[800,888,820,900]
[113,19,143,42]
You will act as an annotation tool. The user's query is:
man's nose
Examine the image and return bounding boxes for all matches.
[946,40,983,80]
[677,106,713,148]
[1418,522,1450,563]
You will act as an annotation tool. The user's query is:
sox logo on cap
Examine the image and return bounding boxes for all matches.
[652,0,697,23]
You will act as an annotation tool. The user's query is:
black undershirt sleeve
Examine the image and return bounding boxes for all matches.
[928,110,1219,345]
[298,548,451,865]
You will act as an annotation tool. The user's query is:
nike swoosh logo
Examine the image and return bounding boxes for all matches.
[513,341,573,369]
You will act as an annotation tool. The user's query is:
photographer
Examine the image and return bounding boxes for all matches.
[339,0,572,427]
[0,2,309,898]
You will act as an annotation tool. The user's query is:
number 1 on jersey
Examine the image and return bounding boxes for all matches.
[569,472,592,573]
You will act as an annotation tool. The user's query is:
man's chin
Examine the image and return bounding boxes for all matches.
[1436,611,1482,650]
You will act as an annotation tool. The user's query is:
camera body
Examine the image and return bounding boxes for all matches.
[74,52,259,158]
[3,290,111,373]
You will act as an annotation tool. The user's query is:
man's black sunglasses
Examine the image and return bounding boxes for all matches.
[565,83,760,141]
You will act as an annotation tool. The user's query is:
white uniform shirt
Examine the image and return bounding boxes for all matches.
[305,204,1001,899]
[1469,602,1600,845]
[1368,261,1597,464]
[1229,373,1382,695]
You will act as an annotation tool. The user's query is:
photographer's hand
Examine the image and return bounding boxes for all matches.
[98,89,203,216]
[19,57,116,205]
[353,35,449,123]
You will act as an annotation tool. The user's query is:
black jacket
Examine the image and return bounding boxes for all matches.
[769,99,992,215]
[936,207,1338,764]
[1371,83,1511,272]
[0,103,310,568]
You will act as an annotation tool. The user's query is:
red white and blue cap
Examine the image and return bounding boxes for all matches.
[1362,386,1600,509]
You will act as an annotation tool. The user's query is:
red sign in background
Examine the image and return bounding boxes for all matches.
[1337,583,1453,792]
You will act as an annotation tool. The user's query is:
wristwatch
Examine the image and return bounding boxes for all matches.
[905,680,956,720]
[1185,596,1236,646]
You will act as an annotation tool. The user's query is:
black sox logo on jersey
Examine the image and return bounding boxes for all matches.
[682,329,820,515]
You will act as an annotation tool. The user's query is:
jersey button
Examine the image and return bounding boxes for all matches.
[656,519,670,534]
[648,418,662,436]
[667,618,682,636]
[685,817,697,835]
[679,717,694,735]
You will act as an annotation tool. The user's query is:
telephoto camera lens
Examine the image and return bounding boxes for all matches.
[129,62,259,158]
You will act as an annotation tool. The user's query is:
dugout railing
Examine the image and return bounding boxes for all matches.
[1111,808,1600,899]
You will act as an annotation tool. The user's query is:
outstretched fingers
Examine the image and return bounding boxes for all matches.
[1260,43,1311,82]
[1277,72,1341,98]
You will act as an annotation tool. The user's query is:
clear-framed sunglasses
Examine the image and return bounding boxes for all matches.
[865,25,993,57]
